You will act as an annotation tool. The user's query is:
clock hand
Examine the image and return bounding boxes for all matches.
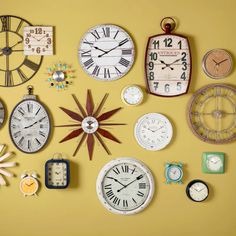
[168,58,181,66]
[38,35,47,41]
[217,58,228,65]
[212,59,218,65]
[55,172,61,175]
[159,60,174,70]
[10,40,23,49]
[98,39,129,58]
[117,174,143,192]
[153,126,164,132]
[108,177,126,187]
[92,46,108,53]
[24,116,46,129]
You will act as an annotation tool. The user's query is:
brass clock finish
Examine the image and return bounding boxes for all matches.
[202,49,233,79]
[187,84,236,144]
[0,15,43,87]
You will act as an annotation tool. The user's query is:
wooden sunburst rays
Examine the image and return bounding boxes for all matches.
[55,90,126,160]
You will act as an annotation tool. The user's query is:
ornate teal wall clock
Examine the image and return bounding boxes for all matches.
[165,162,183,184]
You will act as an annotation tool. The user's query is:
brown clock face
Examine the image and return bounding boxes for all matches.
[202,49,233,79]
[187,84,236,144]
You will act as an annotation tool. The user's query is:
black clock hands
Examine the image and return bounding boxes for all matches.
[107,177,126,187]
[160,58,183,70]
[212,58,228,66]
[93,46,107,53]
[0,40,23,56]
[24,116,46,129]
[117,174,144,192]
[98,38,129,58]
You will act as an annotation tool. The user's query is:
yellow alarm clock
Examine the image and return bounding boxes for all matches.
[19,172,39,197]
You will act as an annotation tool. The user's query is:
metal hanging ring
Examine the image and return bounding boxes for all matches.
[160,17,176,33]
[53,153,63,159]
[27,85,33,95]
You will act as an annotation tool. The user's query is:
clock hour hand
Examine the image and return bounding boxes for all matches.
[217,58,228,65]
[38,35,47,41]
[117,174,143,192]
[159,59,174,70]
[24,116,46,129]
[93,46,107,53]
[107,177,126,187]
[212,59,218,65]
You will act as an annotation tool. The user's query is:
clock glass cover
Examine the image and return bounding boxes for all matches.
[121,85,143,106]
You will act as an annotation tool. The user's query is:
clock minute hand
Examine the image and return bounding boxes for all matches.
[108,177,126,187]
[10,40,23,49]
[117,174,143,192]
[93,46,108,53]
[24,116,46,129]
[217,58,228,65]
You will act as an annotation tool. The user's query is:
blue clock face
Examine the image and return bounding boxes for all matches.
[45,160,70,189]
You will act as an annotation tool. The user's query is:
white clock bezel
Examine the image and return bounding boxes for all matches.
[96,158,155,215]
[134,113,173,151]
[121,85,144,106]
[78,24,135,81]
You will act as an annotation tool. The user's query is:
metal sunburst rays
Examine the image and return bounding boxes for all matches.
[55,90,125,160]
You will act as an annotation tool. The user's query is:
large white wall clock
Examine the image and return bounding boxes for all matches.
[134,113,173,151]
[96,158,154,215]
[78,24,135,81]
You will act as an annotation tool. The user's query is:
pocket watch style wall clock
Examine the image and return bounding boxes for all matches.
[0,15,43,87]
[24,26,53,55]
[202,152,224,174]
[0,99,5,128]
[187,84,236,144]
[55,90,125,160]
[45,156,70,189]
[202,49,233,79]
[96,158,154,215]
[78,24,135,81]
[165,162,183,184]
[20,171,39,196]
[134,113,173,151]
[186,179,209,202]
[145,17,192,97]
[0,144,16,186]
[9,86,51,153]
[121,85,144,106]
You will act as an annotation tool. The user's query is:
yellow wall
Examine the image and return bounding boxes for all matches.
[1,0,236,235]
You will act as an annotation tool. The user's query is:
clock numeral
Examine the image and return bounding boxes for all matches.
[131,168,136,174]
[153,81,159,90]
[102,27,110,37]
[91,30,100,40]
[122,49,132,55]
[152,40,159,49]
[177,82,182,91]
[137,191,144,197]
[113,30,119,39]
[35,27,43,34]
[123,200,128,207]
[16,19,23,33]
[165,84,170,93]
[181,72,186,80]
[106,190,114,198]
[149,71,154,80]
[35,107,41,115]
[27,103,33,113]
[40,124,44,129]
[178,40,182,49]
[23,58,40,71]
[18,136,25,147]
[81,50,91,58]
[39,131,46,137]
[104,184,112,190]
[5,71,13,87]
[35,138,41,146]
[121,165,129,173]
[92,65,100,76]
[149,52,157,61]
[119,57,130,67]
[139,183,146,189]
[13,131,21,139]
[114,66,122,75]
[113,197,120,205]
[149,61,154,70]
[182,62,187,71]
[83,58,94,69]
[104,68,111,78]
[181,52,187,61]
[18,107,25,116]
[113,167,120,175]
[17,68,28,82]
[28,140,31,150]
[12,116,21,122]
[132,198,137,204]
[163,38,172,47]
[83,39,93,46]
[1,16,10,31]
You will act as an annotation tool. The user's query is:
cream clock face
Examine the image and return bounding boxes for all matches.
[202,49,232,79]
[168,166,182,181]
[186,180,209,202]
[146,34,191,96]
[96,158,154,215]
[134,113,173,151]
[9,99,51,153]
[121,85,143,106]
[24,26,53,55]
[20,176,39,196]
[78,24,135,81]
[206,155,223,171]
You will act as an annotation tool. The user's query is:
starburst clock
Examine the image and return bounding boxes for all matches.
[55,90,125,160]
[0,144,17,186]
[46,63,74,90]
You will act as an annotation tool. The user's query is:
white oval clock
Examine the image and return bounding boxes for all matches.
[78,24,135,81]
[134,113,173,151]
[96,158,154,215]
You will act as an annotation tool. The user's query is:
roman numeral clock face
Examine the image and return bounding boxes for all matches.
[78,24,135,81]
[9,99,50,153]
[96,158,154,215]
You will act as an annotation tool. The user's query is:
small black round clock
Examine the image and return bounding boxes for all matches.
[0,15,43,87]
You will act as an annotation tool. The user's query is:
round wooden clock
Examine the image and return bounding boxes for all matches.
[9,86,51,153]
[187,84,236,144]
[0,15,43,87]
[78,24,135,81]
[145,17,192,97]
[202,49,233,79]
[96,158,154,215]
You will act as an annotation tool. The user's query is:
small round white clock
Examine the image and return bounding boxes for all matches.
[96,158,154,215]
[134,113,173,151]
[78,24,135,81]
[186,180,209,202]
[121,85,144,106]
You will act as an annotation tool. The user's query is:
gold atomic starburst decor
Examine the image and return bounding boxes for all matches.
[55,90,125,160]
[46,63,74,91]
[0,144,17,186]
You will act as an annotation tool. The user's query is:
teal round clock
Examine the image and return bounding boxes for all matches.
[165,163,183,184]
